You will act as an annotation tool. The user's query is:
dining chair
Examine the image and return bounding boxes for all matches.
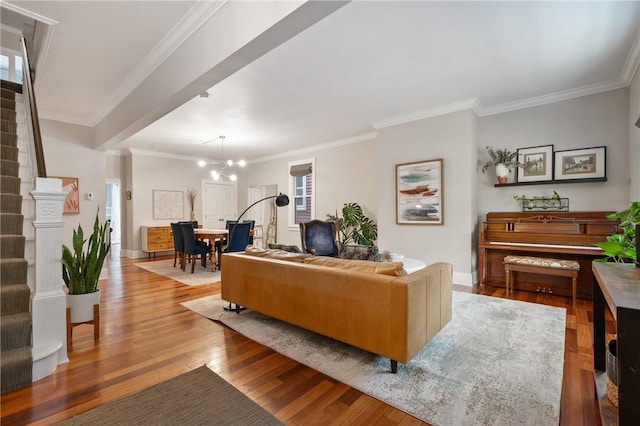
[169,222,184,269]
[218,222,252,270]
[180,222,212,273]
[243,220,255,244]
[300,220,339,257]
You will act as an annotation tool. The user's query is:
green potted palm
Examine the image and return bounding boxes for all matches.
[594,201,639,263]
[326,203,378,260]
[481,146,521,184]
[62,210,111,323]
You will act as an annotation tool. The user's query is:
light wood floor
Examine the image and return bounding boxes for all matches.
[1,251,614,425]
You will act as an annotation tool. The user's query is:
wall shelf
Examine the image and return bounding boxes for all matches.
[495,177,607,187]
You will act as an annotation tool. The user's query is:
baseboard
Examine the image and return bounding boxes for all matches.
[453,271,473,286]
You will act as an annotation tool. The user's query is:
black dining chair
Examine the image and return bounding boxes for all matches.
[300,220,339,257]
[180,222,212,273]
[218,222,252,270]
[170,222,185,269]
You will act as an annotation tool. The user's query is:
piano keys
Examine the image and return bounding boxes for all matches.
[478,211,619,300]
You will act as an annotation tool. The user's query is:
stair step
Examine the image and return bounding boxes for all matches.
[1,158,19,178]
[0,284,31,315]
[0,144,18,161]
[0,213,24,235]
[1,98,16,112]
[0,258,28,285]
[1,312,32,351]
[0,193,22,214]
[1,132,18,148]
[0,80,22,94]
[1,175,20,194]
[1,119,17,133]
[1,88,16,101]
[1,108,16,122]
[0,235,25,257]
[0,346,32,394]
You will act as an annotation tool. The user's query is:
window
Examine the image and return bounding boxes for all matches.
[289,159,315,227]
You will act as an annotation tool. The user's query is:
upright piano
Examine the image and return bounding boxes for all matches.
[479,211,619,299]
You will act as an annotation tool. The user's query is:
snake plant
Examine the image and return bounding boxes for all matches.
[62,211,111,294]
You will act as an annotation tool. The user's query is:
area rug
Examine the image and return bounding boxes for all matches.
[182,292,566,426]
[57,365,282,425]
[134,259,220,286]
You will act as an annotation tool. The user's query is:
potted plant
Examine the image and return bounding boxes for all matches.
[481,146,521,184]
[326,202,378,246]
[62,210,111,323]
[594,201,639,263]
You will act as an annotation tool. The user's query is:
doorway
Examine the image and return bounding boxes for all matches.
[105,179,121,245]
[202,181,237,229]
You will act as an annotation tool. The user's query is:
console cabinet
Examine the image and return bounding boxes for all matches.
[141,226,173,258]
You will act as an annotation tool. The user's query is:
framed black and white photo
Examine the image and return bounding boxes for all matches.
[554,146,606,180]
[517,145,553,182]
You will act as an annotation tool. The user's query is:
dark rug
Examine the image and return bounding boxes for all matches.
[57,366,282,425]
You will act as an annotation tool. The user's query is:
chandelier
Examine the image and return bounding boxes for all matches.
[198,135,246,181]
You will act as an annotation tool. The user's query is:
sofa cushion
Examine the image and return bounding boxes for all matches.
[303,256,406,276]
[338,244,379,261]
[268,243,303,253]
[244,245,311,262]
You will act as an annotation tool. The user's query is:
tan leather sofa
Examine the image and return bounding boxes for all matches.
[220,252,453,372]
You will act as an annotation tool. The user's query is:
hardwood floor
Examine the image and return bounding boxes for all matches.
[1,251,615,425]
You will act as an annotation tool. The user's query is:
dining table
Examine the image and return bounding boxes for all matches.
[193,228,254,271]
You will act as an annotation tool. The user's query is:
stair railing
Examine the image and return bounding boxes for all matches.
[20,36,46,182]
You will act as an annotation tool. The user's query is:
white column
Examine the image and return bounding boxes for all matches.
[30,177,69,379]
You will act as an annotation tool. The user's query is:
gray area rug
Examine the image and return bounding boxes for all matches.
[134,259,220,286]
[182,292,566,426]
[57,365,283,425]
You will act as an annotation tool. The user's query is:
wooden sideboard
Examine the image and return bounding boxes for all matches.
[592,262,640,426]
[140,226,173,258]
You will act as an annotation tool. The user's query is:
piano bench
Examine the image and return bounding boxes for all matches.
[503,255,580,308]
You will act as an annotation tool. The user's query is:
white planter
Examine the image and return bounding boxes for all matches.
[66,291,100,323]
[495,163,509,184]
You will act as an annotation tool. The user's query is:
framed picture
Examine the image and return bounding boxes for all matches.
[396,158,443,225]
[51,176,79,214]
[152,190,184,219]
[554,146,606,180]
[517,145,553,182]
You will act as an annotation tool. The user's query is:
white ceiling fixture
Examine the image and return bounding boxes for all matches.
[198,136,246,182]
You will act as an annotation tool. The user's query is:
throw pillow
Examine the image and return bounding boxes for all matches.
[268,243,303,253]
[338,244,379,261]
[303,257,406,276]
[244,245,310,262]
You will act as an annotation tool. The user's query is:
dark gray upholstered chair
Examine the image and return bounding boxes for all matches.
[170,222,185,269]
[299,220,339,257]
[180,222,212,273]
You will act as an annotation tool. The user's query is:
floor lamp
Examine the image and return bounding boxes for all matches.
[224,193,289,312]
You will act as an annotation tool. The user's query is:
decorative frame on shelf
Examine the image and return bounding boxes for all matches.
[51,176,79,214]
[554,146,606,181]
[396,158,443,225]
[152,190,184,219]
[517,145,553,183]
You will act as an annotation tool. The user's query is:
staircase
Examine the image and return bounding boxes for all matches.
[0,80,33,393]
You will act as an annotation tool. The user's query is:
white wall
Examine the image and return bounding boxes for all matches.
[127,152,213,255]
[629,68,640,202]
[41,119,106,249]
[238,138,378,247]
[478,89,630,216]
[376,109,478,285]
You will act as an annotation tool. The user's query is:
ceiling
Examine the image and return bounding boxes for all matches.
[3,1,640,163]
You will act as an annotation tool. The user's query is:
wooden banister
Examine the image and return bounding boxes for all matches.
[20,37,46,178]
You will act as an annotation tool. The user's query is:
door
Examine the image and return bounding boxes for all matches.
[202,182,236,228]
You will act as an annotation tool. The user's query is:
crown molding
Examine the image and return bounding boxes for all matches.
[127,148,207,163]
[1,1,58,26]
[33,20,56,94]
[477,78,628,117]
[372,99,481,129]
[1,23,23,36]
[251,132,377,164]
[621,26,640,84]
[38,110,91,127]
